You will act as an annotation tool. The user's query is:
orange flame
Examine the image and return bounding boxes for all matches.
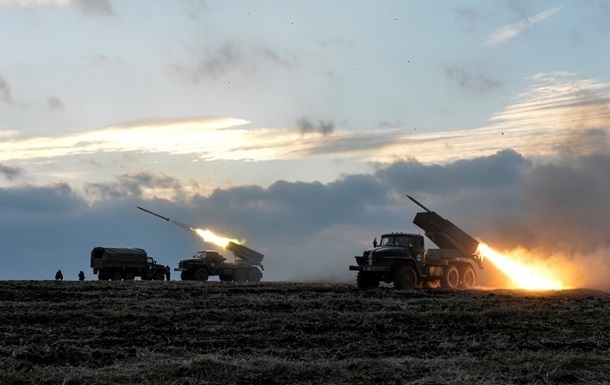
[477,243,567,290]
[194,228,241,249]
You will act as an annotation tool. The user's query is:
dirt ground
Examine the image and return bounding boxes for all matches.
[1,281,609,385]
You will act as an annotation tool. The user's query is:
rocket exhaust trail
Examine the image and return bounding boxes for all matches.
[138,206,243,249]
[137,206,194,231]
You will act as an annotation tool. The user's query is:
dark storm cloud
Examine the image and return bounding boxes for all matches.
[3,149,610,287]
[296,117,334,136]
[0,163,24,181]
[375,150,529,198]
[74,0,114,17]
[0,183,87,215]
[84,172,184,201]
[444,65,503,94]
[47,96,65,110]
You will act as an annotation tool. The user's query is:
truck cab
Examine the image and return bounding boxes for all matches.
[351,233,428,289]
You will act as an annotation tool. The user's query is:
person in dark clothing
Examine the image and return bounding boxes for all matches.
[78,271,85,281]
[165,266,171,281]
[55,270,63,281]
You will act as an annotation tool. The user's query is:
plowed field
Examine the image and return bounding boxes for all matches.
[1,281,609,384]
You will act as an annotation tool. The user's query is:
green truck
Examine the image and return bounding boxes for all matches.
[349,195,483,290]
[176,241,264,282]
[90,247,167,281]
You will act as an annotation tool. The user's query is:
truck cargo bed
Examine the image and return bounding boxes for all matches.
[226,242,264,264]
[413,212,479,254]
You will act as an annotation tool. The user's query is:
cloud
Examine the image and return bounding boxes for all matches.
[193,42,247,80]
[444,65,503,94]
[74,0,112,17]
[0,0,113,16]
[0,150,610,289]
[171,41,297,83]
[0,116,251,161]
[1,73,609,168]
[84,54,124,68]
[47,96,65,110]
[376,119,404,129]
[257,47,298,70]
[486,5,563,46]
[84,171,185,201]
[0,0,70,8]
[0,182,86,215]
[0,74,14,104]
[4,150,610,289]
[295,117,334,136]
[0,163,24,181]
[185,0,208,19]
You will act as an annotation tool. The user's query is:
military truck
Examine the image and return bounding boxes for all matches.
[90,247,166,281]
[349,195,483,290]
[176,241,264,282]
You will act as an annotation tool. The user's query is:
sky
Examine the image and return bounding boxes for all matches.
[1,0,610,288]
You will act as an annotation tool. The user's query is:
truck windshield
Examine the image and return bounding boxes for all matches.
[380,236,412,246]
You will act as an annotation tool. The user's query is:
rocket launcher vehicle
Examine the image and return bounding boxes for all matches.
[137,206,264,266]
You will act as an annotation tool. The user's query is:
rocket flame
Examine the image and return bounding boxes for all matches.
[194,228,241,249]
[477,243,567,290]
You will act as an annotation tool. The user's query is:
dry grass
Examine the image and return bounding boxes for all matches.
[1,281,609,384]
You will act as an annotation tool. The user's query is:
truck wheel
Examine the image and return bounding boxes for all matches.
[112,271,122,281]
[219,275,232,282]
[357,272,379,289]
[441,265,459,289]
[180,271,191,281]
[393,265,417,290]
[247,269,262,282]
[124,272,135,281]
[424,279,441,289]
[194,268,209,282]
[154,272,165,281]
[459,265,476,289]
[233,269,247,282]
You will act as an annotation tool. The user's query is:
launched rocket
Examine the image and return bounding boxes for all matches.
[406,194,432,213]
[137,206,171,222]
[137,206,193,231]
